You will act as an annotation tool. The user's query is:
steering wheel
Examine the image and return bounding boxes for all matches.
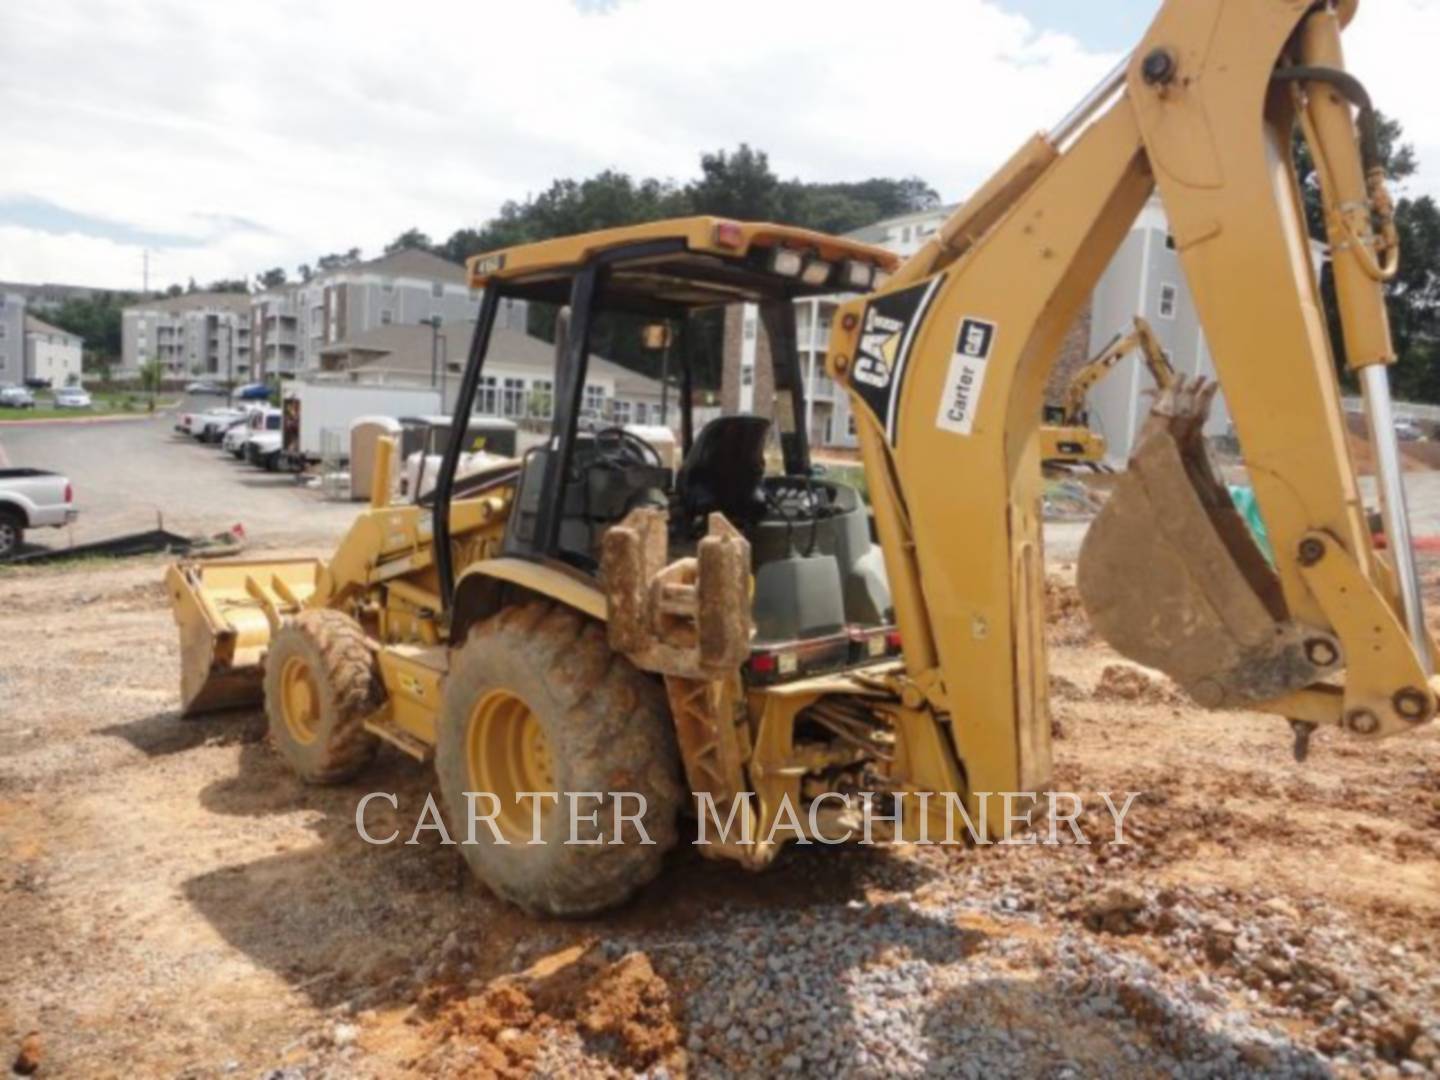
[764,475,830,515]
[594,426,663,468]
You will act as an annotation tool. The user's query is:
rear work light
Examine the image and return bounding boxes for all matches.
[768,248,804,278]
[64,483,73,503]
[840,259,875,291]
[801,258,834,287]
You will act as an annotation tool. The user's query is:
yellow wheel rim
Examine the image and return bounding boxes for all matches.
[466,689,556,840]
[280,656,321,745]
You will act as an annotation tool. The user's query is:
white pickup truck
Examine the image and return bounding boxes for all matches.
[0,468,78,558]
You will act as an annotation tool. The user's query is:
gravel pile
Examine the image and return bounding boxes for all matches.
[269,845,1435,1079]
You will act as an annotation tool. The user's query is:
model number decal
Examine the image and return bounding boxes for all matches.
[936,317,997,436]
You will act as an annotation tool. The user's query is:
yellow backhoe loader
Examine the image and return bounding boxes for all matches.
[170,0,1435,916]
[1041,316,1176,467]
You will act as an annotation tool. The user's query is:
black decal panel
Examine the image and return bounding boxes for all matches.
[849,276,944,446]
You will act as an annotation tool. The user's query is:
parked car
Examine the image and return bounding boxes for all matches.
[0,467,77,559]
[1395,419,1425,442]
[0,385,36,409]
[225,408,281,458]
[194,407,249,443]
[244,429,285,471]
[233,383,271,402]
[23,377,51,390]
[52,387,93,410]
[185,381,227,396]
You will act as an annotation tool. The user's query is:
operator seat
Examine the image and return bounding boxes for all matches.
[675,415,771,532]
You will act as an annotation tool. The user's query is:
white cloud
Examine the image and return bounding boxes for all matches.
[1342,0,1440,200]
[0,0,1435,290]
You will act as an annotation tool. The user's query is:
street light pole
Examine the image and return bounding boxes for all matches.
[425,317,440,389]
[439,334,449,410]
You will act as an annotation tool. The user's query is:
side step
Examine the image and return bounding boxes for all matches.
[363,710,434,761]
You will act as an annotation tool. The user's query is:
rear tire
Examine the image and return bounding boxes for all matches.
[436,601,683,917]
[0,510,22,559]
[263,610,380,783]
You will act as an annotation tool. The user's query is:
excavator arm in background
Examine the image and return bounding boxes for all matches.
[1041,316,1176,468]
[1059,316,1176,427]
[826,0,1433,830]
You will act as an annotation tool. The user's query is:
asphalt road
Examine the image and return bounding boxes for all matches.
[0,397,358,556]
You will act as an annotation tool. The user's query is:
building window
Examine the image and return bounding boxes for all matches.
[431,282,444,299]
[478,375,498,414]
[743,318,756,341]
[741,363,754,388]
[612,400,633,425]
[847,414,857,437]
[1158,283,1178,319]
[529,379,553,418]
[380,310,393,325]
[501,377,525,417]
[1165,234,1177,251]
[635,401,648,425]
[583,384,605,415]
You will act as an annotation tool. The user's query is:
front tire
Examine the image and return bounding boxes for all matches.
[263,610,380,783]
[436,601,683,917]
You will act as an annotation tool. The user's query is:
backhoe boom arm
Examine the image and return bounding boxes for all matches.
[826,0,1434,828]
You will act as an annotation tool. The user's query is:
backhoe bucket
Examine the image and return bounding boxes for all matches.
[166,557,324,715]
[1077,380,1335,709]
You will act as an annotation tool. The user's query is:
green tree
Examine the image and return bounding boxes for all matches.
[1295,112,1440,401]
[385,228,435,254]
[316,248,363,273]
[48,291,135,363]
[255,267,288,290]
[688,144,784,220]
[139,359,163,410]
[412,146,945,387]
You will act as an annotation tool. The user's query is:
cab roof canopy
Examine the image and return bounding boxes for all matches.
[465,216,901,317]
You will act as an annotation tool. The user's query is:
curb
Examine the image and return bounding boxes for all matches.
[0,412,170,428]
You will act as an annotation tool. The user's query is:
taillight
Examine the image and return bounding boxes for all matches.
[64,483,73,503]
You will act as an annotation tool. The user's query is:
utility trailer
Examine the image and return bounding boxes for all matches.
[279,381,444,470]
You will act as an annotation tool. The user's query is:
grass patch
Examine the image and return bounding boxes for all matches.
[0,392,175,421]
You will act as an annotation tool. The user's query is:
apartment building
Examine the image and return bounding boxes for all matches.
[312,318,667,423]
[0,293,85,386]
[0,293,24,385]
[24,315,83,386]
[121,292,252,380]
[1081,196,1239,461]
[252,248,481,378]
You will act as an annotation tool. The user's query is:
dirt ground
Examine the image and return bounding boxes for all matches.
[1,548,1437,1079]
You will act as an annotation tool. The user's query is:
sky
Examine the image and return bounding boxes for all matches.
[2,0,1438,292]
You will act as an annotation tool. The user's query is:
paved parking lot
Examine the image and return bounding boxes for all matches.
[9,398,1440,563]
[0,398,358,556]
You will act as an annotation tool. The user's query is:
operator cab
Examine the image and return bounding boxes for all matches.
[433,217,902,682]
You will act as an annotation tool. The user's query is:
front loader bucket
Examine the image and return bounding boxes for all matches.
[166,558,324,715]
[1077,380,1337,709]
